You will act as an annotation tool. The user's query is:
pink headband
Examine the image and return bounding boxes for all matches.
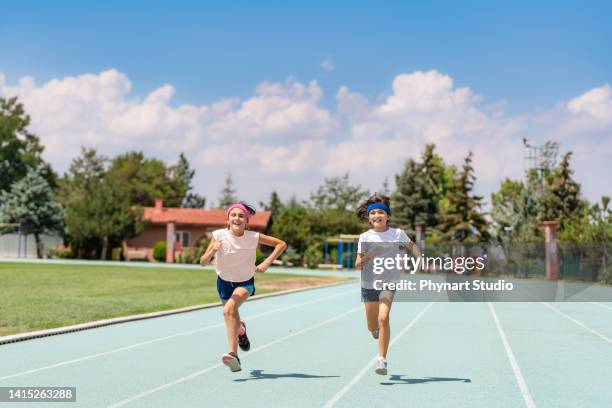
[226,203,250,222]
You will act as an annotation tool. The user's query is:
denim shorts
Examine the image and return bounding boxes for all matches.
[361,287,395,302]
[217,276,256,301]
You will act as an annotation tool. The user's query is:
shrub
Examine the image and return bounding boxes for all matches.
[111,247,122,261]
[48,245,72,259]
[153,241,167,262]
[303,242,323,269]
[600,265,612,285]
[280,245,302,267]
[256,248,266,265]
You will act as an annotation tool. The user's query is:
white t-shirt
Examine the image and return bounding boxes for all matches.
[357,227,411,288]
[212,228,260,282]
[357,227,411,253]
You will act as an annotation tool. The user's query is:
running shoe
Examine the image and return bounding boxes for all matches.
[222,352,242,372]
[375,356,387,375]
[238,321,250,351]
[371,329,379,340]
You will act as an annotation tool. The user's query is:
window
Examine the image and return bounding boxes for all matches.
[175,231,190,247]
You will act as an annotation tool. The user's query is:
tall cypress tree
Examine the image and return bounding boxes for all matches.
[438,152,489,241]
[539,152,585,229]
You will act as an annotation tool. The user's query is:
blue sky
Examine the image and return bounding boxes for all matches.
[1,1,611,204]
[2,1,610,111]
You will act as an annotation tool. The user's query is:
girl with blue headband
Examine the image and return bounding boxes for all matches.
[355,193,421,375]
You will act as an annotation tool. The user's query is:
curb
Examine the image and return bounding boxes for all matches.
[0,279,354,346]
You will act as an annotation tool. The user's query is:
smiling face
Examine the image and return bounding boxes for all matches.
[368,208,389,231]
[227,208,247,235]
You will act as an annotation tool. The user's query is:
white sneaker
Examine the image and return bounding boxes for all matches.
[375,356,387,375]
[371,329,379,339]
[222,352,242,372]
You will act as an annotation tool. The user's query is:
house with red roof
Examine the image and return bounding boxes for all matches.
[123,199,272,263]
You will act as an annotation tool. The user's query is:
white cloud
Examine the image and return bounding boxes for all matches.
[0,68,610,205]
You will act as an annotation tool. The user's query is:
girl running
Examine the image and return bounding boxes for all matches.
[354,193,421,375]
[200,202,286,372]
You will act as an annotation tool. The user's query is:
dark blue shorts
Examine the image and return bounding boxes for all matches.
[361,288,395,302]
[217,276,256,301]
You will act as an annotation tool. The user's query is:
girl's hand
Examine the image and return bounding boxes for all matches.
[255,261,270,273]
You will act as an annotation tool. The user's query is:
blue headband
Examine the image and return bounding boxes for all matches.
[367,203,391,215]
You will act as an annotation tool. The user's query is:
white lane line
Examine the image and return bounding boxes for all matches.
[489,303,536,408]
[323,302,434,408]
[542,302,612,344]
[590,302,612,311]
[0,288,355,381]
[108,305,362,408]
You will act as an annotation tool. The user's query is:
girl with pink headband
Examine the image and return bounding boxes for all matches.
[200,201,286,372]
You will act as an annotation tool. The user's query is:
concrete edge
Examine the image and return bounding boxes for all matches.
[0,279,355,346]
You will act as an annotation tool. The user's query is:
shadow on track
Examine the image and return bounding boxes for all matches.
[380,375,472,386]
[234,369,340,382]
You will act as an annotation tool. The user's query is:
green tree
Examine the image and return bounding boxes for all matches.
[0,96,56,191]
[539,152,586,229]
[107,151,185,207]
[490,179,525,244]
[171,153,206,208]
[310,173,368,211]
[438,152,489,241]
[270,199,310,254]
[392,144,451,232]
[219,173,237,208]
[0,169,64,258]
[57,148,143,259]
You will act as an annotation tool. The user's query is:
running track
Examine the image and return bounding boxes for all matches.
[1,281,611,407]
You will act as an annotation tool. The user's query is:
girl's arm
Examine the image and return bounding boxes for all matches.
[355,250,381,270]
[200,238,221,266]
[255,233,287,273]
[399,241,422,272]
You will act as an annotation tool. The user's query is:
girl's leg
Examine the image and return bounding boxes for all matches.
[223,287,250,354]
[364,301,380,332]
[377,292,394,358]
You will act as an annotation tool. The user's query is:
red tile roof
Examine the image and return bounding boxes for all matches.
[143,207,272,230]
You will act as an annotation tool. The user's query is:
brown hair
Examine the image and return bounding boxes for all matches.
[356,193,391,222]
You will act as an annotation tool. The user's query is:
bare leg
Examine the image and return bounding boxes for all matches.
[378,292,394,358]
[364,301,379,332]
[223,287,250,354]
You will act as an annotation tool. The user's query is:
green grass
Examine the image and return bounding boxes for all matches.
[0,262,345,337]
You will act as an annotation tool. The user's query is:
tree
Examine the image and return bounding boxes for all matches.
[57,148,143,259]
[259,191,284,228]
[171,153,206,208]
[490,179,525,244]
[310,173,368,211]
[107,151,186,207]
[392,144,451,232]
[539,152,585,229]
[270,199,310,254]
[438,152,489,241]
[0,170,64,258]
[219,173,237,207]
[0,96,56,191]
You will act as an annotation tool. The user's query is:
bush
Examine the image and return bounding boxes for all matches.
[256,248,266,265]
[48,245,72,259]
[153,241,167,262]
[303,243,323,269]
[600,265,612,285]
[280,245,302,267]
[111,247,122,261]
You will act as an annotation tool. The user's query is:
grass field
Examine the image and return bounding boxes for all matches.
[0,262,347,337]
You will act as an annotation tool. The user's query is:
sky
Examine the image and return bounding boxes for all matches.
[1,0,611,207]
